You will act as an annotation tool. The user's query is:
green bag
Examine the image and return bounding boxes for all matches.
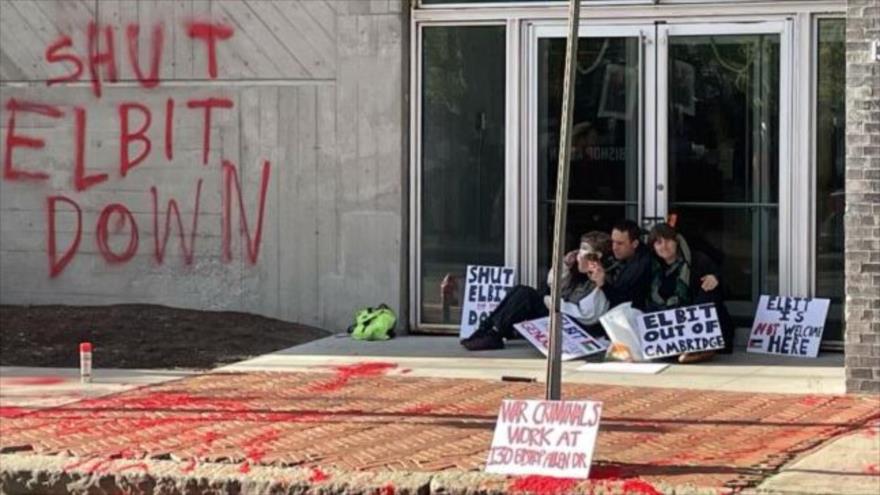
[347,304,396,341]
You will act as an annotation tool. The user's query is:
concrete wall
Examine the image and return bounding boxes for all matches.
[845,0,880,393]
[0,0,407,332]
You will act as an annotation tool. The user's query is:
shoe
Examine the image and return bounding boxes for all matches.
[461,326,504,351]
[678,351,716,364]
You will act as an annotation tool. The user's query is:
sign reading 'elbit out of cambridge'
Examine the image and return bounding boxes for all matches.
[747,295,830,358]
[636,303,725,359]
[485,399,602,479]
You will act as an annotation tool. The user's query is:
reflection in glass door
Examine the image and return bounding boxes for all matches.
[534,27,645,286]
[660,25,785,324]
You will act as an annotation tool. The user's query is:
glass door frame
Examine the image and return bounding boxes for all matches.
[523,21,657,288]
[656,20,795,302]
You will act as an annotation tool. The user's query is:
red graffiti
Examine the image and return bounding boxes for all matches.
[3,99,63,181]
[126,23,164,88]
[186,21,234,79]
[87,22,118,98]
[310,362,398,393]
[47,196,82,278]
[151,180,202,265]
[95,203,139,264]
[164,98,174,160]
[509,475,577,495]
[119,102,152,177]
[222,160,271,264]
[187,97,234,165]
[74,106,108,191]
[45,36,84,86]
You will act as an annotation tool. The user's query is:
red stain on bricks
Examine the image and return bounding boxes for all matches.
[509,475,577,494]
[798,396,826,406]
[0,407,32,418]
[310,362,398,392]
[238,461,251,473]
[864,464,879,475]
[621,479,662,495]
[589,465,625,480]
[377,484,395,495]
[2,376,66,386]
[402,404,434,415]
[309,467,330,482]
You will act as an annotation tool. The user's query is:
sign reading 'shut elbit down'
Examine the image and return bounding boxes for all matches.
[636,303,725,359]
[486,399,602,479]
[459,265,516,339]
[747,295,830,358]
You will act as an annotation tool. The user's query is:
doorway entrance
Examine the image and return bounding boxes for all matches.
[527,21,790,327]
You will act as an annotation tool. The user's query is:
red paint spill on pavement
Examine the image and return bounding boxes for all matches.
[509,475,577,494]
[865,464,879,475]
[239,461,251,473]
[3,376,66,386]
[589,465,625,480]
[0,407,29,418]
[309,467,330,482]
[402,404,434,414]
[621,479,663,495]
[798,396,825,406]
[310,362,398,392]
[378,484,395,495]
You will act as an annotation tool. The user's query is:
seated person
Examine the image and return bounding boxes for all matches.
[586,219,652,310]
[646,222,735,363]
[461,231,613,351]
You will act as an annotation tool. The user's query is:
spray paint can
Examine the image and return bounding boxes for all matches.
[79,342,92,383]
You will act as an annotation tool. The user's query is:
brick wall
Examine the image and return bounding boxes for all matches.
[845,0,880,394]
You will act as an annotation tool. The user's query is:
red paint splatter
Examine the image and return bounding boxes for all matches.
[621,479,662,495]
[589,465,625,480]
[509,475,577,494]
[402,404,434,414]
[239,461,250,473]
[180,458,196,473]
[0,407,30,418]
[310,362,398,392]
[798,396,825,406]
[3,376,66,386]
[377,484,395,495]
[864,464,879,475]
[309,467,329,482]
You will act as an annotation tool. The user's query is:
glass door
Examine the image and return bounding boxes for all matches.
[527,24,654,287]
[657,22,790,324]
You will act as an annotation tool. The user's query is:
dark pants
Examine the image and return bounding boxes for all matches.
[482,285,548,339]
[481,285,609,341]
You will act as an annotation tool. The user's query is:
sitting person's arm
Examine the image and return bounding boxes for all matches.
[600,248,650,307]
[559,288,609,326]
[547,250,578,288]
[690,250,722,300]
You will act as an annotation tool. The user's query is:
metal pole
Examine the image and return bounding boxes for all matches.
[545,0,581,401]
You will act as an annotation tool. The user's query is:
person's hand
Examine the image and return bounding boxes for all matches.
[701,274,719,292]
[563,250,579,268]
[588,262,606,288]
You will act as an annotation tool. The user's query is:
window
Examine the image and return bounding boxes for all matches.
[420,26,506,325]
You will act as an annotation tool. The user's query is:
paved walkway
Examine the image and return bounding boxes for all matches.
[1,362,877,494]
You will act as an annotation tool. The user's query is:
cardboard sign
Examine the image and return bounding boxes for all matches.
[486,399,602,478]
[637,303,725,359]
[747,295,830,358]
[514,315,608,361]
[460,265,516,339]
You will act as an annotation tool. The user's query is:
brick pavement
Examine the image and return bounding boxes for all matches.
[1,362,878,493]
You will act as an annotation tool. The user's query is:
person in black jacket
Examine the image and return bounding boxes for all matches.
[646,222,735,363]
[584,219,652,310]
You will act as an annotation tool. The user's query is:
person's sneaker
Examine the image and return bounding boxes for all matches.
[678,350,716,364]
[461,326,504,351]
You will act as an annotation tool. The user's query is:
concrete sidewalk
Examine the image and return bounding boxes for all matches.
[219,335,847,394]
[0,338,875,495]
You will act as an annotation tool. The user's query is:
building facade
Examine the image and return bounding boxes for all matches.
[0,0,876,392]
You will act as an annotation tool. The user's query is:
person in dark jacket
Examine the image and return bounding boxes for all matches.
[646,222,735,363]
[586,219,652,310]
[461,231,613,351]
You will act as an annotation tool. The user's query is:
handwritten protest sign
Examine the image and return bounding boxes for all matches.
[636,303,724,359]
[486,399,602,478]
[514,315,607,360]
[747,295,830,358]
[460,265,516,339]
